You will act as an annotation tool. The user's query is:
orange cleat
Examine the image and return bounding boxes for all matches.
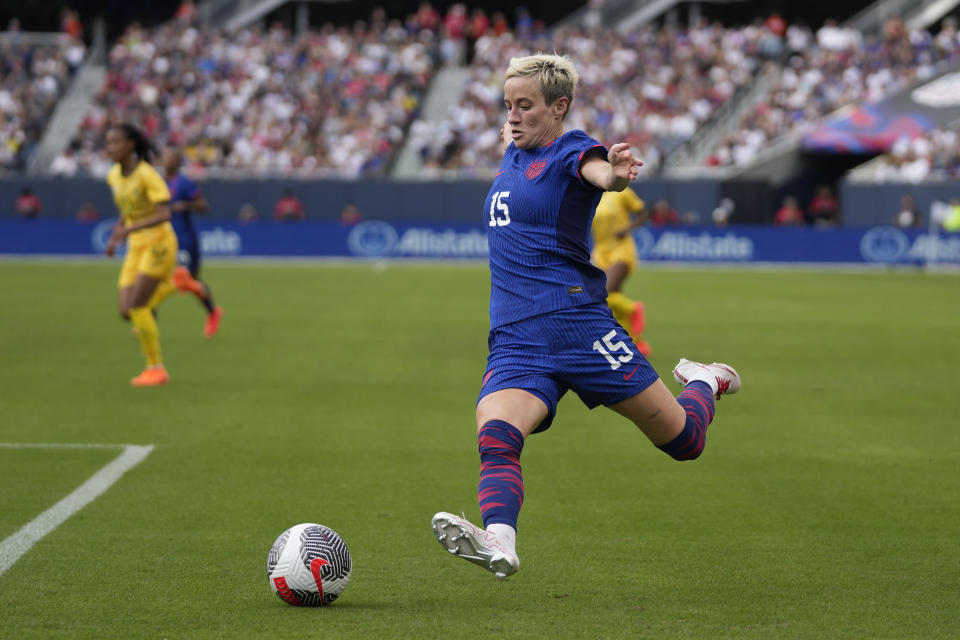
[630,301,646,337]
[172,266,206,297]
[204,306,223,339]
[131,366,169,387]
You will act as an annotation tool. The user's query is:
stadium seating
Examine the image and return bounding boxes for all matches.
[411,20,779,177]
[65,18,438,177]
[704,18,960,167]
[855,128,960,182]
[0,32,85,172]
[20,7,960,183]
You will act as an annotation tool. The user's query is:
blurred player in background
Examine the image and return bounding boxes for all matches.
[591,187,651,355]
[104,124,177,386]
[432,54,741,580]
[161,148,223,338]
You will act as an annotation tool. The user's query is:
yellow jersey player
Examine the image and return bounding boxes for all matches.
[591,186,651,356]
[104,123,179,386]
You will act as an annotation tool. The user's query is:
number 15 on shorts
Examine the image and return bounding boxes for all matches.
[593,330,634,370]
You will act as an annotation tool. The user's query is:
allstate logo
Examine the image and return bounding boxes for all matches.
[860,227,909,263]
[347,220,399,257]
[633,227,656,258]
[91,218,120,253]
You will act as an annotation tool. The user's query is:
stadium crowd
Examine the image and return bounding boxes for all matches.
[8,3,960,184]
[866,128,960,182]
[705,17,960,167]
[61,8,440,178]
[411,18,781,177]
[0,19,85,172]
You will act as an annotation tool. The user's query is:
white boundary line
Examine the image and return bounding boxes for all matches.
[0,443,154,578]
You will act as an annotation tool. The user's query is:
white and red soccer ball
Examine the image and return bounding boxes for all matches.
[266,523,352,607]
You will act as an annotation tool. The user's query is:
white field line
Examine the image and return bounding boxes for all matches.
[0,443,154,578]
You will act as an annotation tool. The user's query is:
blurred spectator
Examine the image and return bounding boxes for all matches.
[15,187,42,219]
[892,193,922,228]
[765,14,787,38]
[339,203,364,225]
[712,197,735,227]
[50,145,79,176]
[870,130,960,182]
[61,8,83,40]
[174,0,198,25]
[413,2,441,31]
[490,12,509,36]
[774,196,804,225]
[649,199,680,226]
[273,190,306,222]
[468,8,490,41]
[237,203,259,224]
[75,201,100,223]
[807,185,839,227]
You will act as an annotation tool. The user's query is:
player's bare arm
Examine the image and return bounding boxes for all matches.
[581,143,642,192]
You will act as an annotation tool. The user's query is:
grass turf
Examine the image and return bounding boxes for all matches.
[0,261,958,639]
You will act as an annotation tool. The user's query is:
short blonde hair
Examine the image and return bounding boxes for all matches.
[505,54,578,116]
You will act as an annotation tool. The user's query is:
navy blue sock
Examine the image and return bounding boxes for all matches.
[658,381,716,460]
[199,281,215,314]
[477,420,525,530]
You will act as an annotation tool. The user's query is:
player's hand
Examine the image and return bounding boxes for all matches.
[110,223,129,241]
[500,122,513,147]
[106,224,126,256]
[608,143,643,181]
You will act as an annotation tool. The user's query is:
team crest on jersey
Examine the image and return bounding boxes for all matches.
[525,159,548,180]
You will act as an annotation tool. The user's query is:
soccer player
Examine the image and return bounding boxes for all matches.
[591,186,651,355]
[431,54,742,580]
[161,148,223,338]
[104,124,178,386]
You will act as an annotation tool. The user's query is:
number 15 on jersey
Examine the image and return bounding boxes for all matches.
[489,191,510,227]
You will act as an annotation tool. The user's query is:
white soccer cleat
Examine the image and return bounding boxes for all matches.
[431,512,519,580]
[673,358,741,400]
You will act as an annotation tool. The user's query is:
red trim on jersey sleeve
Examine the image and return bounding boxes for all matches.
[576,145,607,183]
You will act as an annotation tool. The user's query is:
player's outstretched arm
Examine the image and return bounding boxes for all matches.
[581,143,642,192]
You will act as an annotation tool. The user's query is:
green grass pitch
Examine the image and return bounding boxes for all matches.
[1,260,958,639]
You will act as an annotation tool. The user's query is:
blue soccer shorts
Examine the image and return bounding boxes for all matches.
[478,303,659,433]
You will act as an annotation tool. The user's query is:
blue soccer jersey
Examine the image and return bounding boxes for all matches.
[486,129,608,329]
[166,173,201,248]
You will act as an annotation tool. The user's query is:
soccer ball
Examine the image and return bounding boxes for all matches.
[266,523,352,606]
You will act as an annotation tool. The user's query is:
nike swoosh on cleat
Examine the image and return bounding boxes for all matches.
[623,365,640,381]
[496,170,505,176]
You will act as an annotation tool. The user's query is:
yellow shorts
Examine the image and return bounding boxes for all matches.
[118,230,177,288]
[592,239,637,274]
